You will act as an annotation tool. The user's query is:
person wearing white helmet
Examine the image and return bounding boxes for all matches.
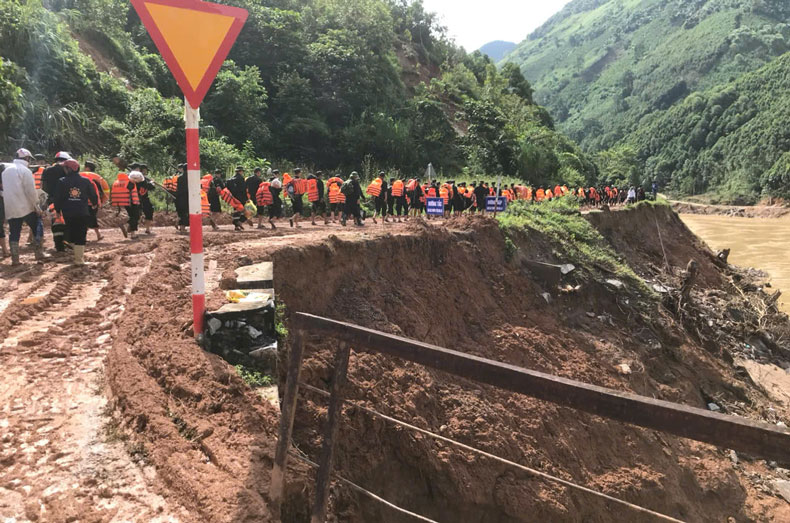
[1,148,44,265]
[41,151,72,202]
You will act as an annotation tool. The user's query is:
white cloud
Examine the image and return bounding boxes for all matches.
[420,0,573,51]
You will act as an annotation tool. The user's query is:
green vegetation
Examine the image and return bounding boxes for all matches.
[498,198,649,294]
[235,364,274,388]
[504,0,790,200]
[0,0,596,190]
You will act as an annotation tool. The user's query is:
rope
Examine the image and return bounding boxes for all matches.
[299,382,685,523]
[289,450,439,523]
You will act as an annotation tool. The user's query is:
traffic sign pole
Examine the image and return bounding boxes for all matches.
[185,99,205,334]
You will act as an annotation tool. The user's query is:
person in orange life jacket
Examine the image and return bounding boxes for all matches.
[307,171,327,226]
[127,170,149,239]
[368,171,388,224]
[54,160,98,265]
[287,167,305,228]
[226,166,248,231]
[130,163,156,235]
[389,178,406,222]
[245,167,266,228]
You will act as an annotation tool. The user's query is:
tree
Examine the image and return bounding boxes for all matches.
[501,63,533,103]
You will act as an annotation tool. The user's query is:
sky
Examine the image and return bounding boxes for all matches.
[420,0,573,51]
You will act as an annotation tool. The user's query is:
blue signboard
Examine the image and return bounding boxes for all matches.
[485,196,507,212]
[426,197,444,216]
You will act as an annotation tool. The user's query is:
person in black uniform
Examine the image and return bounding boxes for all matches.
[473,181,489,215]
[174,163,189,233]
[209,169,224,214]
[131,163,156,234]
[245,167,265,228]
[341,172,365,227]
[226,166,248,230]
[308,171,327,226]
[53,159,98,265]
[372,171,388,224]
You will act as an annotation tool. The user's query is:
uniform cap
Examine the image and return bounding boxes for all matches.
[15,148,33,159]
[55,151,72,161]
[235,166,244,171]
[63,159,80,172]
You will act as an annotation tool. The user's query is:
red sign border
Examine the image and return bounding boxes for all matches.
[130,0,248,108]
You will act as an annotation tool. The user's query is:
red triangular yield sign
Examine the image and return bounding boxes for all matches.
[131,0,248,108]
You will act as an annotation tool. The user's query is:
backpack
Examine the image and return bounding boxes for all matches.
[340,180,355,196]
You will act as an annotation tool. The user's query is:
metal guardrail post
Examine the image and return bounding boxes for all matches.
[311,343,351,523]
[270,328,306,519]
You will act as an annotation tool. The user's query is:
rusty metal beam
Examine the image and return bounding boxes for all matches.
[292,312,790,463]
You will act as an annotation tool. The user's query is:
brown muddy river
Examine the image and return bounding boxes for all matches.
[681,214,790,313]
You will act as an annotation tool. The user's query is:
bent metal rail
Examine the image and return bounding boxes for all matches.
[270,312,790,522]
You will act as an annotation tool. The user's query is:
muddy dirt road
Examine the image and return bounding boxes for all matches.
[0,218,408,522]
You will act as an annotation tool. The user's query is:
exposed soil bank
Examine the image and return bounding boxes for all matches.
[103,208,790,522]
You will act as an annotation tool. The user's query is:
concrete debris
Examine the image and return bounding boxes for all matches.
[652,283,670,293]
[729,450,738,465]
[207,318,222,336]
[708,402,721,412]
[616,363,632,375]
[772,480,790,504]
[605,279,625,290]
[540,292,552,304]
[234,262,273,290]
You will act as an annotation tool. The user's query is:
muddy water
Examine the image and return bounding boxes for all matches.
[681,214,790,312]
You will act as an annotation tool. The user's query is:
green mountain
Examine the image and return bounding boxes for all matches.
[479,40,516,62]
[504,0,790,200]
[0,0,594,188]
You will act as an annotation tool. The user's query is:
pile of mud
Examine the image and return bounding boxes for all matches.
[105,207,790,522]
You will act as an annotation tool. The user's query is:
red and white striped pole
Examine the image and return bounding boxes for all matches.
[185,97,205,335]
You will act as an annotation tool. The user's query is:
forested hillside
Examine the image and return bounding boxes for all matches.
[479,40,516,61]
[0,0,595,187]
[505,0,790,200]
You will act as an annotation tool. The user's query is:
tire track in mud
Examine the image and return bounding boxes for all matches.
[0,245,188,522]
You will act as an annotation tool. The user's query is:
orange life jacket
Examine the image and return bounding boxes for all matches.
[420,184,428,203]
[34,167,44,190]
[256,181,273,206]
[439,186,450,205]
[307,178,320,202]
[546,189,554,199]
[81,172,109,205]
[391,180,404,197]
[406,179,417,192]
[366,178,383,197]
[426,186,437,198]
[220,187,244,212]
[590,187,600,201]
[536,189,545,201]
[489,187,495,196]
[327,177,345,204]
[111,173,140,207]
[163,176,178,192]
[561,185,569,195]
[578,187,586,198]
[48,204,65,225]
[201,190,210,216]
[553,185,562,198]
[292,177,307,195]
[201,174,213,192]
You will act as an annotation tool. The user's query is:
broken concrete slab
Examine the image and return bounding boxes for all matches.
[234,262,273,289]
[605,279,625,290]
[772,480,790,504]
[523,260,575,288]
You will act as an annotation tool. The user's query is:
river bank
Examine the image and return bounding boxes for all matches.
[681,214,790,314]
[671,200,790,219]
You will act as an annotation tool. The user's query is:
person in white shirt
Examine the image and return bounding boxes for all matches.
[1,148,44,265]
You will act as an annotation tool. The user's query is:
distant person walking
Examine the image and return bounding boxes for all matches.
[341,172,364,227]
[2,149,44,265]
[627,186,637,204]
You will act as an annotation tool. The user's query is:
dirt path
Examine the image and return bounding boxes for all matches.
[0,217,416,521]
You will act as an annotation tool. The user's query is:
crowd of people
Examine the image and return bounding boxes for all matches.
[1,147,655,267]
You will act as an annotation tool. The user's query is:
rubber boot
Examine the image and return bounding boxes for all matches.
[73,245,85,265]
[10,242,20,266]
[0,238,7,258]
[33,240,45,262]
